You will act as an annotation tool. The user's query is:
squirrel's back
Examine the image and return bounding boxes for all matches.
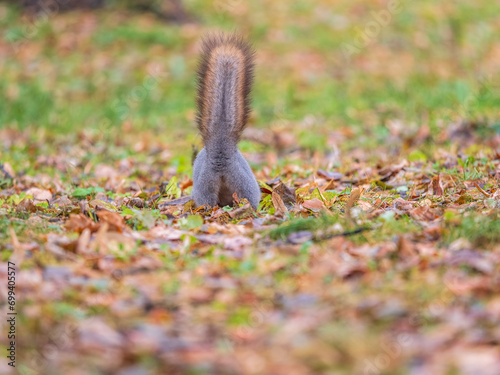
[195,33,255,147]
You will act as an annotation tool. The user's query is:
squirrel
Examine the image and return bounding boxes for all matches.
[192,32,261,210]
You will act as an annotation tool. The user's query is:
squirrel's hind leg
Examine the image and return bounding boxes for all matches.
[225,151,261,210]
[192,148,220,208]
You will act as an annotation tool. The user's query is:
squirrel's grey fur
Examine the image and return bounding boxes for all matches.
[192,33,261,209]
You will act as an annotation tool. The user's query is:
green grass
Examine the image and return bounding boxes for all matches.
[0,0,498,145]
[444,212,500,248]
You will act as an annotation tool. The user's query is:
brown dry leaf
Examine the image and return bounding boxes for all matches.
[444,250,493,274]
[146,226,184,241]
[232,191,241,205]
[273,182,296,210]
[392,197,414,211]
[16,198,36,213]
[317,170,343,181]
[422,225,443,241]
[180,178,193,190]
[272,191,288,216]
[378,160,408,179]
[94,164,119,180]
[322,178,338,191]
[346,188,363,218]
[491,189,500,200]
[183,199,195,213]
[9,226,26,265]
[444,272,493,295]
[158,195,193,208]
[357,200,373,212]
[224,236,253,251]
[396,236,416,257]
[25,187,52,204]
[229,203,254,220]
[1,162,15,178]
[89,199,116,211]
[128,197,144,208]
[428,175,444,196]
[65,213,100,233]
[215,211,232,224]
[76,228,92,254]
[338,262,368,280]
[52,195,73,207]
[409,206,438,222]
[302,198,325,211]
[95,207,126,232]
[160,205,184,217]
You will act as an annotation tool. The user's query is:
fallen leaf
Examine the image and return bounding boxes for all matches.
[302,198,325,211]
[322,178,338,191]
[229,203,254,220]
[317,170,343,180]
[428,175,444,196]
[25,188,52,204]
[232,192,241,205]
[409,206,439,221]
[65,213,100,233]
[158,195,193,208]
[95,207,126,232]
[94,164,119,180]
[52,195,73,207]
[224,236,253,251]
[272,191,288,216]
[346,188,363,219]
[1,162,15,178]
[273,182,296,210]
[16,198,36,213]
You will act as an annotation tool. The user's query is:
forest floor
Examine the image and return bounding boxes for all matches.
[1,1,500,374]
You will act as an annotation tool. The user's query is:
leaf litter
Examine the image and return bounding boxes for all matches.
[2,123,500,374]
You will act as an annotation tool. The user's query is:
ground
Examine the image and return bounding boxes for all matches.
[1,1,500,374]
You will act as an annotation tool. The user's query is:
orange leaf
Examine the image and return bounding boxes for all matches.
[65,213,100,233]
[272,191,288,216]
[302,198,325,211]
[346,188,362,211]
[95,207,126,232]
[428,175,444,196]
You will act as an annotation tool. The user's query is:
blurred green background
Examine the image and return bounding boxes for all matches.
[0,0,499,152]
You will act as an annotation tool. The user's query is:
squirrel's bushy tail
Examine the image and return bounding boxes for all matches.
[196,32,254,148]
